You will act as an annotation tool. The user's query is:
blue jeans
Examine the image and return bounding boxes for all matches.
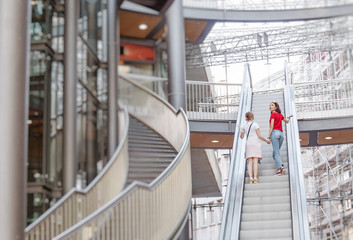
[271,130,284,169]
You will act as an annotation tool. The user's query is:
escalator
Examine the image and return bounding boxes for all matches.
[240,92,292,239]
[220,63,310,239]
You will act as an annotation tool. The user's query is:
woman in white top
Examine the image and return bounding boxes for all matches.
[240,111,270,184]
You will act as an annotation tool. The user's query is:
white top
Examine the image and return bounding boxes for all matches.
[241,121,260,141]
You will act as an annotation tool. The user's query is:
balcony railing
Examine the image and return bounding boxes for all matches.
[186,80,241,120]
[120,72,353,121]
[294,78,353,119]
[120,73,242,121]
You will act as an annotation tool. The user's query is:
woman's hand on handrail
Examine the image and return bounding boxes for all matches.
[283,114,293,123]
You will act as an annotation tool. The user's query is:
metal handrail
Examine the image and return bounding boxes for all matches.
[120,73,242,86]
[52,75,191,239]
[25,107,130,239]
[120,73,242,121]
[284,61,311,240]
[219,63,252,239]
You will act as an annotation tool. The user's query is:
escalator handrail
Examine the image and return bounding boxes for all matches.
[284,61,311,240]
[219,63,252,239]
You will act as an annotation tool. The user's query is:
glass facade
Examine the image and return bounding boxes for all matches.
[27,0,159,225]
[27,0,109,225]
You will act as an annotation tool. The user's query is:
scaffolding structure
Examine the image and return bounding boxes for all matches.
[185,17,353,68]
[303,144,353,240]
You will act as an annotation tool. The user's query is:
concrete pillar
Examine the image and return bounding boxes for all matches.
[63,0,78,193]
[108,0,119,158]
[166,0,186,111]
[0,1,31,238]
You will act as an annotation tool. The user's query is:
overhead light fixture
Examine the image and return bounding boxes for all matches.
[26,120,33,125]
[211,140,219,143]
[138,24,148,30]
[325,136,333,140]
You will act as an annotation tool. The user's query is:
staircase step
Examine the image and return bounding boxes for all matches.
[128,139,169,146]
[241,219,291,230]
[243,195,290,205]
[239,228,292,239]
[258,160,288,166]
[246,169,290,177]
[244,180,289,190]
[129,167,166,174]
[262,149,287,154]
[129,162,171,168]
[128,172,161,178]
[242,203,291,213]
[129,129,156,135]
[259,162,288,170]
[129,127,155,133]
[129,152,177,158]
[128,131,161,137]
[129,158,174,163]
[241,211,291,222]
[128,135,165,141]
[245,175,290,184]
[128,143,174,149]
[127,116,175,187]
[126,177,155,185]
[128,147,176,153]
[244,188,290,198]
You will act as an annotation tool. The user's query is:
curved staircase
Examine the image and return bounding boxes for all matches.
[127,117,177,185]
[25,76,192,240]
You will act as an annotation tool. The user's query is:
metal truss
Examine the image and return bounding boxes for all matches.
[185,17,353,68]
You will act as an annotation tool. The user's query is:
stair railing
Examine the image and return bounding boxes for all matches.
[283,60,311,240]
[25,107,130,239]
[219,63,252,239]
[52,75,191,240]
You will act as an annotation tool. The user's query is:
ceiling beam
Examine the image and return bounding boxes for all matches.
[183,4,353,22]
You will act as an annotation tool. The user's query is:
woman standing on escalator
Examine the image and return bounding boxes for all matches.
[240,111,270,184]
[267,101,293,176]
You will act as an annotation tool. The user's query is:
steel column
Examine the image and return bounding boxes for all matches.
[63,0,78,193]
[86,0,98,183]
[166,0,186,111]
[108,0,119,158]
[0,1,31,239]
